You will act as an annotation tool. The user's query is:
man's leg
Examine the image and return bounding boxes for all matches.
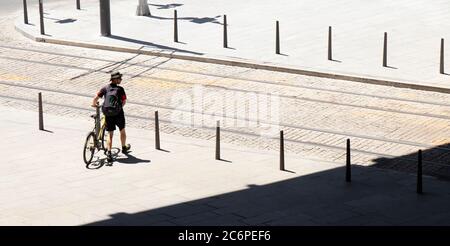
[118,112,130,153]
[120,128,126,147]
[105,116,116,163]
[107,131,114,151]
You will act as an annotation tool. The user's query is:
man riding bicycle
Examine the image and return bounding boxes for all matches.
[92,71,131,163]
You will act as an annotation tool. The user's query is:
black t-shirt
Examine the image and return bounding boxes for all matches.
[97,83,127,110]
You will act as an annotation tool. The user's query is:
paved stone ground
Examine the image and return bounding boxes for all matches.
[1,106,450,226]
[2,10,450,178]
[15,0,450,89]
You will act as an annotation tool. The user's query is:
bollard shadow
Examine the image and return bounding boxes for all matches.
[157,148,171,153]
[108,35,203,55]
[329,59,342,63]
[282,169,296,174]
[217,158,232,163]
[41,129,54,133]
[115,153,151,165]
[384,65,398,69]
[149,3,184,9]
[82,162,450,226]
[442,72,450,76]
[277,53,289,56]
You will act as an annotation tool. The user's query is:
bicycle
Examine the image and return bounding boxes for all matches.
[83,104,108,165]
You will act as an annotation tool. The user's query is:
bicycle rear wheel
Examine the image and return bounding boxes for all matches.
[100,126,108,153]
[83,132,96,164]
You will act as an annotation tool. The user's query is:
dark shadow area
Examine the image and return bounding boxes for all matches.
[83,160,450,226]
[384,65,398,69]
[157,148,171,153]
[225,47,236,50]
[330,59,342,63]
[86,156,105,169]
[116,152,151,165]
[41,129,54,133]
[43,16,77,24]
[282,169,296,174]
[277,53,288,56]
[442,72,450,76]
[55,18,77,24]
[25,23,35,26]
[108,35,203,55]
[85,148,120,169]
[147,14,222,25]
[149,3,183,9]
[372,142,450,180]
[217,158,232,163]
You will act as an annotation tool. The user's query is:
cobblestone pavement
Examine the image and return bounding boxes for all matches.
[1,12,450,178]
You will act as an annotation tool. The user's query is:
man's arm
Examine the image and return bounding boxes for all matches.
[92,88,104,107]
[92,95,100,107]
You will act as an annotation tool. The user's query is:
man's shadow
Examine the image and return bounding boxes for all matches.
[115,152,151,165]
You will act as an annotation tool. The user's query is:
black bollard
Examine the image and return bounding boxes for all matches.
[383,32,387,67]
[155,111,161,150]
[76,0,81,10]
[39,0,45,35]
[440,38,445,74]
[417,150,423,194]
[38,92,44,130]
[276,21,280,55]
[280,130,285,171]
[215,121,220,160]
[328,26,332,61]
[346,139,351,182]
[223,15,228,48]
[23,0,28,24]
[174,10,178,43]
[99,0,111,36]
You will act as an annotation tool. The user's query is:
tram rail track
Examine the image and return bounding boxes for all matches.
[1,79,449,152]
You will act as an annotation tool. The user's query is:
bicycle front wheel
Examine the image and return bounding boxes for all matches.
[83,132,96,164]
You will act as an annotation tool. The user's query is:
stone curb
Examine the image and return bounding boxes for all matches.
[14,22,450,94]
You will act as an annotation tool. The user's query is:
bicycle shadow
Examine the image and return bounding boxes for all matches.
[85,156,105,169]
[115,152,151,165]
[85,148,121,169]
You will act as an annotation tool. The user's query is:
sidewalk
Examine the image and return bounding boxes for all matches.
[1,105,450,225]
[14,0,450,92]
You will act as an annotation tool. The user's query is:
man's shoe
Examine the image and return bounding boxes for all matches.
[122,144,131,154]
[106,151,113,163]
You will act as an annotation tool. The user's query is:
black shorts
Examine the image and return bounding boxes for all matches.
[105,112,125,131]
